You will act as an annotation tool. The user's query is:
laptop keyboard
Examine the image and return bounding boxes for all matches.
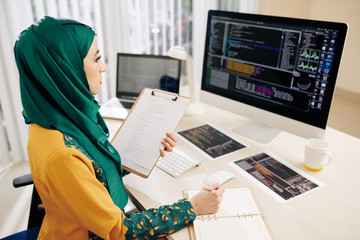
[156,149,200,177]
[120,101,134,109]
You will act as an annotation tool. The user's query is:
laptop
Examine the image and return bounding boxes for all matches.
[116,53,181,109]
[100,53,182,119]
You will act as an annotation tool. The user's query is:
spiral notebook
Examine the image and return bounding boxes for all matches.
[111,88,191,178]
[184,187,273,240]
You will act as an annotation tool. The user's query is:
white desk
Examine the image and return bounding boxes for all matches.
[108,102,360,240]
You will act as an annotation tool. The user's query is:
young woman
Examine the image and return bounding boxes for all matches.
[14,16,224,239]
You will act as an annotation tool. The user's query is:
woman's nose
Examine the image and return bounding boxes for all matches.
[100,60,107,72]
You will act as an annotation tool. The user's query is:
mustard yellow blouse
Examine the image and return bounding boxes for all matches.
[27,124,195,240]
[28,124,127,239]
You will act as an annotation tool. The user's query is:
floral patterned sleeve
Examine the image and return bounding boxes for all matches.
[123,199,196,239]
[62,134,194,239]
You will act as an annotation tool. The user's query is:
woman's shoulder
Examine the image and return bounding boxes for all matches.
[28,124,92,165]
[28,123,67,155]
[28,124,95,176]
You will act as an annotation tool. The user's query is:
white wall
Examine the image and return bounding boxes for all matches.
[257,0,360,95]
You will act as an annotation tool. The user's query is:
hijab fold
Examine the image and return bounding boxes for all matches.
[14,16,128,210]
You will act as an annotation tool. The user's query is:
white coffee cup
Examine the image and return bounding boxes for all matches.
[304,138,332,171]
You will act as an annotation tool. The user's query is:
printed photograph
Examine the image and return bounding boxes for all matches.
[234,152,319,201]
[178,124,246,158]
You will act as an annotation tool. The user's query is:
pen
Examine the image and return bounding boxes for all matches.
[201,186,213,191]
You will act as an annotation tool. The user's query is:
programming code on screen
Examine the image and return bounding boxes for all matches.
[202,13,345,128]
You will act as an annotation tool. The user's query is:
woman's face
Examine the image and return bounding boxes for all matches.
[83,37,106,95]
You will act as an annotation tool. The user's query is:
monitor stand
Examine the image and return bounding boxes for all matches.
[233,121,282,143]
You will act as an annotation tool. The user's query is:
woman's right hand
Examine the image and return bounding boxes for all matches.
[189,184,224,215]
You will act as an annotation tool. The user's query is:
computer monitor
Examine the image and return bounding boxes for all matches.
[200,10,348,143]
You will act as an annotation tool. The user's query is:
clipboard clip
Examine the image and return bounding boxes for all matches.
[151,90,178,101]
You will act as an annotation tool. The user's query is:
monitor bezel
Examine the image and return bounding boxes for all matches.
[200,10,348,140]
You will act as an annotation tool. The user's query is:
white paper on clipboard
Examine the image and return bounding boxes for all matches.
[111,88,191,178]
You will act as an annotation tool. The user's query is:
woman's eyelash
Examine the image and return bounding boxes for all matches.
[96,55,102,61]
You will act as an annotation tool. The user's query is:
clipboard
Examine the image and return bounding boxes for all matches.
[111,88,191,178]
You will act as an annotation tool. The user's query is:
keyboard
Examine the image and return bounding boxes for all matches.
[156,149,200,177]
[120,100,134,109]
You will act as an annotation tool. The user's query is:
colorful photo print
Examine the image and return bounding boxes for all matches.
[234,152,320,201]
[178,124,246,158]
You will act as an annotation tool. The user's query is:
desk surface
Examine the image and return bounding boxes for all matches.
[107,102,360,240]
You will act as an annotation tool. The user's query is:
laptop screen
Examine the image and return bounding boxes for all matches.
[116,53,182,99]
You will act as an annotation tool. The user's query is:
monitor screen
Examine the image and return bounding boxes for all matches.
[201,10,347,142]
[116,53,181,99]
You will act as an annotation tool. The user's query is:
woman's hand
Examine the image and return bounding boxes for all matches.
[189,184,224,215]
[159,132,177,157]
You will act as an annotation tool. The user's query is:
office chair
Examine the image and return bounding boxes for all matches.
[1,174,141,240]
[0,174,44,240]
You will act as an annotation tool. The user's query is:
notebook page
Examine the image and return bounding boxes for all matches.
[187,188,260,218]
[193,216,272,240]
[187,188,272,240]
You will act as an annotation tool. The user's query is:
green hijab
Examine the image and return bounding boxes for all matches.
[14,16,128,210]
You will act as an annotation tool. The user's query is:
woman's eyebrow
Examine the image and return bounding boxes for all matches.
[94,50,99,56]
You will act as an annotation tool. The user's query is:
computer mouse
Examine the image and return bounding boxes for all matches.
[205,170,234,186]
